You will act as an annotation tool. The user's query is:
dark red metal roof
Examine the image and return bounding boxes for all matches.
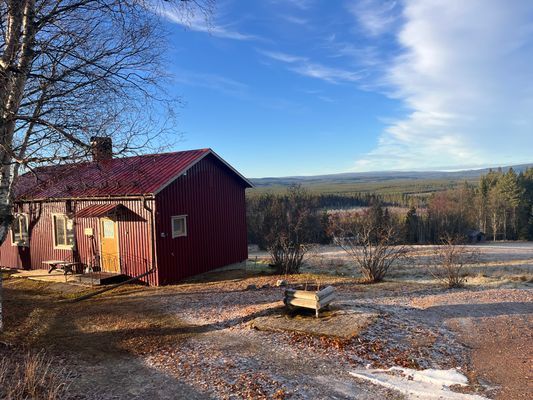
[13,148,251,200]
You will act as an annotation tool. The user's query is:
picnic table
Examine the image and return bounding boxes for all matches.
[44,260,81,275]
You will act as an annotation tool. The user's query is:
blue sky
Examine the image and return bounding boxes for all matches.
[159,0,533,178]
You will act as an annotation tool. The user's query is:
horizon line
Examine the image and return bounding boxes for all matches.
[250,161,533,180]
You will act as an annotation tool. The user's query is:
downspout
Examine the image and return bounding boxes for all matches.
[143,195,157,284]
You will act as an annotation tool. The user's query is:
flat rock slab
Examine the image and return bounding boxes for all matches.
[250,310,379,339]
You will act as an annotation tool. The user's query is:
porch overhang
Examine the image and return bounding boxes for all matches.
[76,203,146,221]
[76,203,124,218]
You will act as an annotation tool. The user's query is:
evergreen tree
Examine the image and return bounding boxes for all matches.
[528,206,533,240]
[497,168,523,239]
[518,168,533,239]
[405,206,419,243]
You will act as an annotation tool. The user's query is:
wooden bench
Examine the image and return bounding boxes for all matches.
[43,260,81,275]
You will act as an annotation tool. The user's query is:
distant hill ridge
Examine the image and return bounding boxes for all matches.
[251,163,533,188]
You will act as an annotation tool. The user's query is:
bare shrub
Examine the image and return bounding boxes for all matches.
[0,351,68,400]
[257,185,320,274]
[269,236,310,275]
[428,237,479,288]
[333,211,410,283]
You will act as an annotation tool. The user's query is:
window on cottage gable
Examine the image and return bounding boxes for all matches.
[171,215,187,238]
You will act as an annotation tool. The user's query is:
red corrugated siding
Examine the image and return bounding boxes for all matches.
[0,198,158,285]
[154,154,248,284]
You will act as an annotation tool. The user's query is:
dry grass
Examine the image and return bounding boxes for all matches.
[0,351,68,400]
[0,275,208,399]
[0,276,201,358]
[264,243,533,286]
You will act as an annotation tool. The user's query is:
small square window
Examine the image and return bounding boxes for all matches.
[102,220,115,238]
[11,213,29,246]
[171,215,187,238]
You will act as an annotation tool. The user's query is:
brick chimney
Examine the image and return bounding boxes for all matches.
[90,136,113,162]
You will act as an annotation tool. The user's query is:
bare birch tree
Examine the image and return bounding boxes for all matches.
[0,0,214,328]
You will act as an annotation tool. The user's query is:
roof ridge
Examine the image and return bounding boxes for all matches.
[12,147,249,200]
[129,148,211,158]
[19,148,212,177]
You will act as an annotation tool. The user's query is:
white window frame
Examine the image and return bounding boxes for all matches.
[171,215,187,238]
[52,213,75,249]
[11,213,29,247]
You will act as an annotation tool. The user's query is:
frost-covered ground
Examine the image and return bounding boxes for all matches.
[252,241,533,284]
[138,279,531,399]
[1,243,531,399]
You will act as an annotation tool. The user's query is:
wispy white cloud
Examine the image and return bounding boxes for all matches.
[282,15,309,25]
[160,7,256,41]
[174,69,307,112]
[347,0,400,36]
[301,89,334,102]
[291,63,363,83]
[259,50,306,64]
[259,50,364,84]
[353,0,533,171]
[272,0,314,10]
[317,95,335,103]
[173,70,249,97]
[334,44,382,67]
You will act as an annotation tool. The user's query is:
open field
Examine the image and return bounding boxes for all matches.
[248,177,474,197]
[1,242,532,399]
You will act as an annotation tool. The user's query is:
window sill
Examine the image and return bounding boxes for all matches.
[54,245,75,250]
[11,242,28,247]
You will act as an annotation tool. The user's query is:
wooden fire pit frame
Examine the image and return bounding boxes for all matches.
[284,285,335,318]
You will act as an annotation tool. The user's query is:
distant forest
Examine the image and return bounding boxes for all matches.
[247,167,533,246]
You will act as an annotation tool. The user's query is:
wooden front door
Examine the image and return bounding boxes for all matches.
[99,217,120,273]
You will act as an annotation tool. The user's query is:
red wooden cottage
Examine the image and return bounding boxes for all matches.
[0,140,252,285]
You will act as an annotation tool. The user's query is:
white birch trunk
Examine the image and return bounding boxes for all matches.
[0,0,37,331]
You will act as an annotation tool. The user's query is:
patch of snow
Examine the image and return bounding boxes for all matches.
[349,367,489,400]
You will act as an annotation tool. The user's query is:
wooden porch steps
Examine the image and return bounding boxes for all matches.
[73,272,128,286]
